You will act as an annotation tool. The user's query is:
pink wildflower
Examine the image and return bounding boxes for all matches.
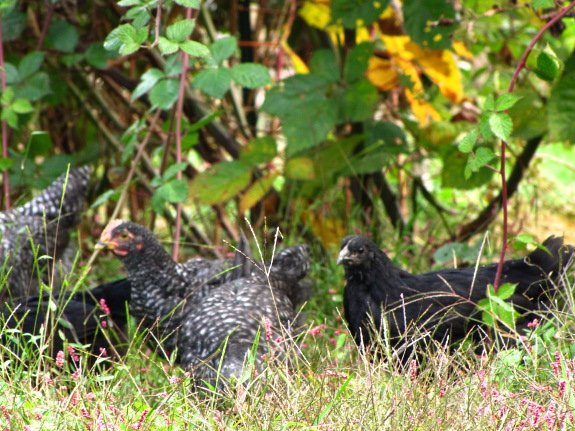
[130,408,149,430]
[56,350,65,367]
[99,347,108,357]
[559,380,567,397]
[527,318,539,329]
[101,320,108,329]
[71,367,82,380]
[552,351,562,377]
[264,318,273,341]
[99,299,111,315]
[169,376,180,384]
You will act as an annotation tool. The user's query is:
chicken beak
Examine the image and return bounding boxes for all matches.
[337,244,351,265]
[95,240,115,250]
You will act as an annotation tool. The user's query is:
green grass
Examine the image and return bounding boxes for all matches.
[1,245,575,430]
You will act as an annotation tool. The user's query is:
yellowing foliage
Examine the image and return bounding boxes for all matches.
[301,208,347,249]
[366,57,399,91]
[281,40,310,74]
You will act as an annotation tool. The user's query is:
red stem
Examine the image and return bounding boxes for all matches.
[493,0,575,289]
[172,7,193,260]
[0,16,9,210]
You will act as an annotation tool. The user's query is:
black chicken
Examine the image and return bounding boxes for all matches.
[1,278,131,362]
[338,235,574,358]
[96,220,310,384]
[0,166,91,302]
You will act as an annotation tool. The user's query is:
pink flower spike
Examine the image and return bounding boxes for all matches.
[56,350,65,367]
[99,299,111,315]
[101,320,108,329]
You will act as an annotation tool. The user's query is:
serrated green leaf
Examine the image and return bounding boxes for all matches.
[132,68,165,101]
[193,68,232,99]
[458,129,478,153]
[494,93,521,111]
[209,37,237,65]
[495,283,517,300]
[191,161,252,205]
[532,0,554,8]
[4,63,19,84]
[483,94,495,111]
[467,147,496,173]
[166,19,195,44]
[117,0,142,6]
[285,157,315,180]
[18,51,45,81]
[134,26,149,44]
[149,78,179,110]
[309,49,339,83]
[156,179,188,203]
[14,72,50,102]
[548,54,575,141]
[2,107,17,128]
[331,0,390,29]
[162,162,188,181]
[340,79,378,122]
[46,20,78,53]
[158,37,180,55]
[488,112,513,141]
[535,51,559,82]
[180,40,210,57]
[173,0,201,7]
[231,63,271,88]
[85,42,116,69]
[121,41,141,56]
[345,42,374,82]
[1,87,14,105]
[11,98,33,114]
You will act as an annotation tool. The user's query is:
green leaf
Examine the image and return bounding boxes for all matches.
[149,78,179,110]
[159,36,179,55]
[193,68,232,99]
[14,72,50,102]
[11,98,33,114]
[180,40,210,57]
[466,147,496,175]
[345,42,374,83]
[532,0,554,8]
[548,53,575,141]
[209,37,237,65]
[285,158,315,180]
[514,234,536,245]
[0,157,14,172]
[118,0,142,5]
[340,79,378,122]
[442,147,493,189]
[85,42,116,69]
[173,0,201,7]
[494,93,521,112]
[18,51,45,81]
[132,68,165,101]
[156,179,188,203]
[2,107,17,128]
[535,51,559,82]
[46,20,78,53]
[483,94,495,111]
[1,87,14,105]
[2,8,26,42]
[488,112,513,141]
[231,63,271,88]
[4,63,19,84]
[166,19,195,43]
[331,0,390,29]
[162,162,188,181]
[310,49,339,83]
[240,136,277,165]
[26,132,52,157]
[403,0,456,49]
[191,161,252,205]
[458,130,478,153]
[495,283,517,300]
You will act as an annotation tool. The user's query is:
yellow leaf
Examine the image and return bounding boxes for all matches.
[367,57,399,91]
[239,173,278,214]
[301,209,347,249]
[299,1,331,29]
[281,40,310,74]
[453,41,473,59]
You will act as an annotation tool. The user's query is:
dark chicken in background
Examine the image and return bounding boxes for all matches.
[1,278,131,362]
[0,166,90,303]
[96,220,311,385]
[338,235,575,360]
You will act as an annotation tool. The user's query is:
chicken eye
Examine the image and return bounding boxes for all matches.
[118,231,130,240]
[357,247,364,253]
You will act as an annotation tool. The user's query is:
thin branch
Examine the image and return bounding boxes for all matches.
[493,0,575,289]
[0,15,9,210]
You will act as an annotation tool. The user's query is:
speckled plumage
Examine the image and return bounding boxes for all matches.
[338,235,575,358]
[0,166,90,302]
[97,221,310,384]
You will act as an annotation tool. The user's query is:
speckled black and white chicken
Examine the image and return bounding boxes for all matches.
[0,166,90,302]
[96,220,310,384]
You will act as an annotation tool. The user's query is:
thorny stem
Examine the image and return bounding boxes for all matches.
[493,0,575,289]
[172,7,193,261]
[0,15,9,210]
